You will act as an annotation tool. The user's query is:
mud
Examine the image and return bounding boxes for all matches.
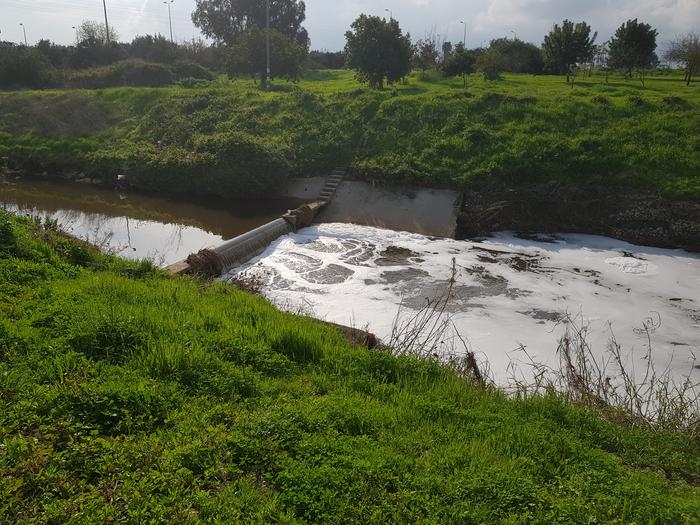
[457,181,700,253]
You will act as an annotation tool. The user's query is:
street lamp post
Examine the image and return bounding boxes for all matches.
[19,23,27,46]
[102,0,111,44]
[72,26,79,45]
[460,20,466,45]
[510,30,517,40]
[265,0,271,88]
[164,0,174,42]
[385,8,393,19]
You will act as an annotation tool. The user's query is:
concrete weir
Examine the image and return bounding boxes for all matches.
[166,171,343,277]
[166,168,460,277]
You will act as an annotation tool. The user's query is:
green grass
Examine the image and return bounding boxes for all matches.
[1,209,700,523]
[1,69,699,197]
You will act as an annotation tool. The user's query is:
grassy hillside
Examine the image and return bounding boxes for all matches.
[1,70,698,198]
[1,209,699,523]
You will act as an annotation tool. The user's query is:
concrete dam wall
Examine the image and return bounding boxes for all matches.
[283,177,460,238]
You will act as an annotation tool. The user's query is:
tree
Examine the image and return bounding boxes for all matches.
[476,49,505,80]
[488,37,544,74]
[344,15,412,89]
[665,32,700,86]
[542,20,597,82]
[608,19,658,79]
[228,26,307,81]
[76,20,118,45]
[442,43,475,85]
[192,0,309,83]
[413,38,439,71]
[192,0,308,46]
[130,35,179,64]
[441,41,453,64]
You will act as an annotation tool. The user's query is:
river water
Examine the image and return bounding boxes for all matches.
[3,178,699,383]
[225,223,700,383]
[0,179,300,267]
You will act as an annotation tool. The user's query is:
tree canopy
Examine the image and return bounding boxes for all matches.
[542,20,597,78]
[344,15,412,89]
[665,32,700,86]
[192,0,308,46]
[608,19,658,76]
[442,43,475,80]
[192,0,309,82]
[489,38,544,74]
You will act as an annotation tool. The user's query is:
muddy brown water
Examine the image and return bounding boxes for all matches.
[0,178,303,266]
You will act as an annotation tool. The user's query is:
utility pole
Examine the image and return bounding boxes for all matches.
[164,0,174,42]
[102,0,110,44]
[265,0,271,88]
[19,23,27,46]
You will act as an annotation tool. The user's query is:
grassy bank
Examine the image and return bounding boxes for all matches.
[1,70,699,198]
[1,209,700,523]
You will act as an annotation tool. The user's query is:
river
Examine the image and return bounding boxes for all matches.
[0,178,301,267]
[3,178,699,383]
[224,223,700,383]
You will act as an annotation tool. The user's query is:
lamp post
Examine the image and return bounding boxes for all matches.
[19,23,27,46]
[385,8,392,19]
[460,20,466,45]
[164,0,174,42]
[510,30,517,40]
[102,0,111,44]
[265,0,271,88]
[72,25,79,45]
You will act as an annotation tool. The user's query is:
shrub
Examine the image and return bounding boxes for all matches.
[476,50,505,81]
[172,60,214,80]
[0,215,16,255]
[0,46,58,89]
[67,59,174,88]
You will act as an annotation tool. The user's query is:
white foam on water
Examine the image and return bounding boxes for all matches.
[225,223,700,383]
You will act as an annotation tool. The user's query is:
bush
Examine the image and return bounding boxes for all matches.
[67,59,174,88]
[477,50,505,80]
[172,60,215,81]
[0,46,58,89]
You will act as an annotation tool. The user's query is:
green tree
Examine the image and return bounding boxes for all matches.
[542,20,597,82]
[476,49,505,80]
[413,38,439,71]
[228,26,307,81]
[664,32,699,86]
[441,43,475,85]
[608,19,658,79]
[76,20,118,45]
[191,0,309,82]
[192,0,308,46]
[344,15,412,89]
[489,37,544,74]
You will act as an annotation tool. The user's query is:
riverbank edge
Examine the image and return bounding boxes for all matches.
[5,169,699,254]
[456,180,700,253]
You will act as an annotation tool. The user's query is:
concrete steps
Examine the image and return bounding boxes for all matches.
[318,168,346,203]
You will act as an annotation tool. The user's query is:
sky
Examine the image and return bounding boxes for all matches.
[1,0,699,51]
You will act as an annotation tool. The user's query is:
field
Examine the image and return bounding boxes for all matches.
[1,70,699,198]
[1,209,699,523]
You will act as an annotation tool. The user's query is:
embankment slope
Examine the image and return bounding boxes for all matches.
[1,209,699,522]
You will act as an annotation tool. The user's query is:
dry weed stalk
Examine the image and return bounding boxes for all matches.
[387,258,489,386]
[511,312,700,436]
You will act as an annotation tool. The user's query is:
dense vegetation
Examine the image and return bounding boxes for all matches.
[1,209,699,522]
[1,70,698,198]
